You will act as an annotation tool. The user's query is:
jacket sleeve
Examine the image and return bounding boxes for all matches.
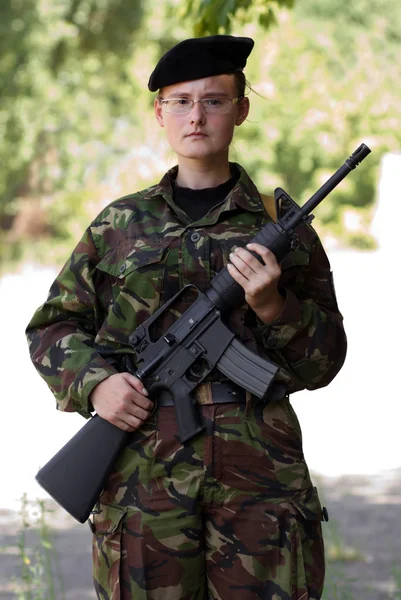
[25,228,118,418]
[250,229,347,393]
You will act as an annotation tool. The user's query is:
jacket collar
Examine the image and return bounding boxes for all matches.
[149,163,265,215]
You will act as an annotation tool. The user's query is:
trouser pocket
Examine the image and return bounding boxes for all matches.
[288,486,326,599]
[89,503,127,600]
[205,486,326,600]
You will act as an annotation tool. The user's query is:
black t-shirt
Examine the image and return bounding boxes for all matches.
[173,167,240,221]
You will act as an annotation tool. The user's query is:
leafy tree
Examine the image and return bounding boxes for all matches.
[181,0,295,34]
[0,0,155,270]
[1,0,401,268]
[214,0,400,249]
[0,0,291,238]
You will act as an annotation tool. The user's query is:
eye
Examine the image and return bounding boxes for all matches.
[204,98,222,107]
[172,98,191,106]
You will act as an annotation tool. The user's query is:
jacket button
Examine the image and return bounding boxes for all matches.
[190,232,201,243]
[267,338,277,347]
[119,264,126,274]
[322,506,329,522]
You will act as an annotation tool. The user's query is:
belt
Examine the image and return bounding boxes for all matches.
[157,381,248,407]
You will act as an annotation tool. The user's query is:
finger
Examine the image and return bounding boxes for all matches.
[131,393,154,411]
[114,414,145,432]
[115,401,151,429]
[111,390,152,417]
[234,246,267,269]
[122,372,150,397]
[127,402,151,422]
[228,249,279,294]
[227,262,250,288]
[245,242,268,255]
[229,249,262,278]
[117,373,154,411]
[244,245,281,280]
[246,244,280,269]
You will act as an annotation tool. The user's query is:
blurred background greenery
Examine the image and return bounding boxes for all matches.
[1,0,400,272]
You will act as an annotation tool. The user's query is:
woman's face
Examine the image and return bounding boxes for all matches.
[154,74,249,163]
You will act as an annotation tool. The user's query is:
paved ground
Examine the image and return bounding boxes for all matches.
[1,244,400,598]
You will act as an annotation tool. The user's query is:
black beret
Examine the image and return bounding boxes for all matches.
[148,35,254,92]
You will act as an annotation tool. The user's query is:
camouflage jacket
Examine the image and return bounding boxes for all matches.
[26,164,347,418]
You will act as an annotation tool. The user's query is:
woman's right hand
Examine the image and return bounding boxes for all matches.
[89,373,154,431]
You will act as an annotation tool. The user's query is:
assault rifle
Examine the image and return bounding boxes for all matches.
[35,144,371,523]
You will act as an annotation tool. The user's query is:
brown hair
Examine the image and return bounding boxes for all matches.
[233,71,249,97]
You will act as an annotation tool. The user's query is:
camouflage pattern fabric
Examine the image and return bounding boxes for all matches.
[26,163,346,417]
[26,163,346,598]
[90,402,325,599]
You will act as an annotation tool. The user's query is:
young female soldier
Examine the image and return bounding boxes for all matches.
[26,36,347,599]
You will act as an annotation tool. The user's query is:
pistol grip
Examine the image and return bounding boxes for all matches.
[169,379,204,443]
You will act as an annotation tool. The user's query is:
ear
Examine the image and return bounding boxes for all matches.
[154,97,164,127]
[235,97,250,126]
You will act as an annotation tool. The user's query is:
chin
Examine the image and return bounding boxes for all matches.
[178,145,225,161]
[186,151,213,160]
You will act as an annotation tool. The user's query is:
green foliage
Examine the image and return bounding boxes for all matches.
[295,0,401,55]
[1,0,401,269]
[12,494,65,600]
[181,0,295,35]
[0,0,146,216]
[322,572,359,600]
[392,564,401,599]
[58,0,145,59]
[324,518,364,563]
[320,512,364,599]
[228,2,400,246]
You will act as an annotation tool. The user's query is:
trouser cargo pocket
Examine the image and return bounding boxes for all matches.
[286,486,326,599]
[89,503,127,600]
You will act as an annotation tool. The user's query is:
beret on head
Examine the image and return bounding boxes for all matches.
[148,35,254,92]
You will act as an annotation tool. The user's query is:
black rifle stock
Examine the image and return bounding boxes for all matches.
[35,144,371,523]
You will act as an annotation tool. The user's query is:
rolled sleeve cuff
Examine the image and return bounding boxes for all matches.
[70,363,119,419]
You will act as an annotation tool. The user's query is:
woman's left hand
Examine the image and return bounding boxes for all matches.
[227,242,285,324]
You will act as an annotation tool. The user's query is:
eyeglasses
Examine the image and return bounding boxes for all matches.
[159,96,243,115]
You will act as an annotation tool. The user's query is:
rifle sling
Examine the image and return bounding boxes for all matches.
[260,193,278,222]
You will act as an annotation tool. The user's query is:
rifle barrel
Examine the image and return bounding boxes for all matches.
[285,143,371,231]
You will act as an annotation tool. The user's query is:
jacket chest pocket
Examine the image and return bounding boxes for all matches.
[95,240,170,332]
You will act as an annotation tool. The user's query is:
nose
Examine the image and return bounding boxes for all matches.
[189,101,206,125]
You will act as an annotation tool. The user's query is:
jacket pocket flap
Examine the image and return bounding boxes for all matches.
[89,503,127,535]
[96,240,169,279]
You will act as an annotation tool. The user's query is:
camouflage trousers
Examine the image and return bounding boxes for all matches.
[90,399,326,599]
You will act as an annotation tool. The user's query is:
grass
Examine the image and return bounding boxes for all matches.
[320,500,401,599]
[324,517,365,564]
[321,517,362,600]
[392,564,401,599]
[10,494,65,600]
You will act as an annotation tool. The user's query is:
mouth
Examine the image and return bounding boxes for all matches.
[187,132,208,138]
